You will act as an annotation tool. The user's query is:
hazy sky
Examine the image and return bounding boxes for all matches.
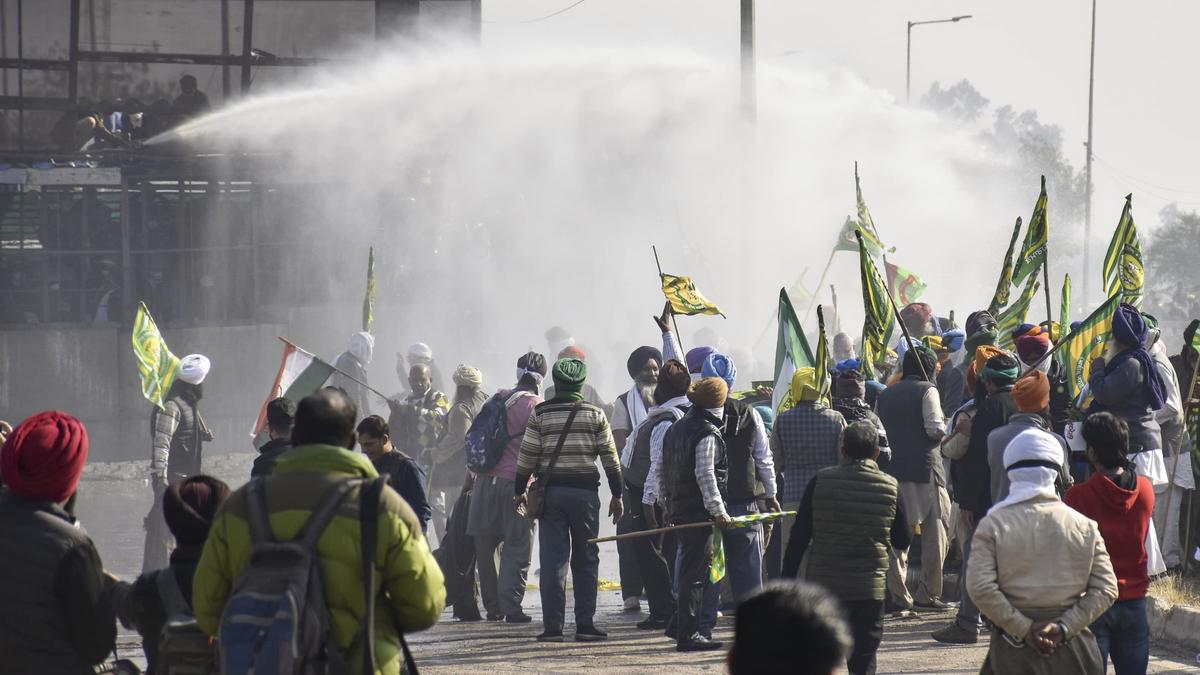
[483,0,1200,232]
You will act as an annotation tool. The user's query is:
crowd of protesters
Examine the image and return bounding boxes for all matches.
[0,300,1197,675]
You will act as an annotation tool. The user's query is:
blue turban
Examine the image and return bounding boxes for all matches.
[685,346,716,374]
[834,358,862,374]
[1104,303,1167,411]
[941,328,965,353]
[702,352,737,388]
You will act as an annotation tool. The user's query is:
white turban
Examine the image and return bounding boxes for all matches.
[407,342,433,363]
[349,332,374,365]
[989,428,1063,514]
[177,354,211,385]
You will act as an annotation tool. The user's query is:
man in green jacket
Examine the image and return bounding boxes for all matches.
[782,421,912,675]
[194,389,446,675]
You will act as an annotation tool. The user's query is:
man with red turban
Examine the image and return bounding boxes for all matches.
[0,411,117,672]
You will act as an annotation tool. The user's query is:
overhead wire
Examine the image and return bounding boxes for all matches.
[483,0,591,25]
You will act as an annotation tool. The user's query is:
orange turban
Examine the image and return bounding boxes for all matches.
[1012,370,1050,413]
[966,345,1006,392]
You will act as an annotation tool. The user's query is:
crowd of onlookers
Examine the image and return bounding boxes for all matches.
[48,74,211,153]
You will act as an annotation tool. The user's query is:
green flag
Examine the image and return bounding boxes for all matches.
[853,163,887,257]
[833,216,885,258]
[856,231,895,381]
[1060,273,1072,339]
[997,274,1042,349]
[1013,175,1048,286]
[710,511,796,583]
[1103,194,1144,306]
[815,305,831,405]
[132,302,179,410]
[772,288,815,414]
[362,246,376,333]
[1060,294,1122,405]
[988,217,1024,316]
[884,260,927,306]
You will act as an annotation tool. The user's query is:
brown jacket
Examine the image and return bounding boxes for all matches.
[967,495,1117,640]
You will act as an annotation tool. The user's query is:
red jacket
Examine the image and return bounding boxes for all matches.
[1064,471,1155,601]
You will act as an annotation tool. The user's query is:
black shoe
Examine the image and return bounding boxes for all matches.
[537,631,565,643]
[677,635,724,652]
[914,599,955,612]
[456,613,483,622]
[486,613,504,622]
[637,615,670,630]
[664,614,678,639]
[575,625,608,642]
[505,613,533,624]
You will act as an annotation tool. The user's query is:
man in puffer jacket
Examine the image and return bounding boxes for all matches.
[193,389,445,674]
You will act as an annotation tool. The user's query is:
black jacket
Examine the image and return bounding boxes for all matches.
[373,450,432,532]
[251,438,291,478]
[952,387,1017,517]
[111,543,203,672]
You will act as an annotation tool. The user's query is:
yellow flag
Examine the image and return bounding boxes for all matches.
[132,302,179,409]
[661,274,724,317]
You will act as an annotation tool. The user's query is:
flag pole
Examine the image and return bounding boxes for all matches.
[830,284,840,335]
[590,520,714,544]
[652,245,685,351]
[802,249,836,324]
[278,336,392,402]
[867,235,927,381]
[753,267,808,352]
[1043,259,1054,332]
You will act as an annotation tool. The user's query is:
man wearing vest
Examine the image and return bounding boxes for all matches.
[782,421,912,675]
[621,358,691,629]
[700,353,780,609]
[662,376,733,653]
[875,345,950,614]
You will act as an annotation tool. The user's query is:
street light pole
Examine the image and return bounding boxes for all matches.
[1083,0,1097,309]
[905,15,972,104]
[741,0,756,121]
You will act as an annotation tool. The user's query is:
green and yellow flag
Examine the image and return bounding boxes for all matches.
[661,273,725,317]
[132,302,179,409]
[772,288,815,415]
[815,305,831,405]
[1103,194,1144,306]
[988,217,1024,317]
[362,246,376,333]
[710,511,796,583]
[1060,273,1072,339]
[853,163,887,257]
[856,231,895,381]
[1013,175,1048,286]
[997,274,1042,349]
[1060,294,1122,406]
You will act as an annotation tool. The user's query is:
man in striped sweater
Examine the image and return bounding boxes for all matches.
[515,358,624,643]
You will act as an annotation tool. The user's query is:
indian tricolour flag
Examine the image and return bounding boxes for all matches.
[252,340,336,447]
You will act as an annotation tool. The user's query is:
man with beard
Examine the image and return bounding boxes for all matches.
[333,331,375,418]
[144,354,213,572]
[388,363,451,481]
[610,345,662,611]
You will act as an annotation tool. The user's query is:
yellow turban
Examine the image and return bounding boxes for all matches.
[790,367,820,403]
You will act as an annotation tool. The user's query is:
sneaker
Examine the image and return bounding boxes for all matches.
[637,615,670,630]
[931,622,980,645]
[677,635,724,652]
[505,613,533,624]
[623,596,641,612]
[914,599,955,612]
[537,631,565,643]
[575,625,608,642]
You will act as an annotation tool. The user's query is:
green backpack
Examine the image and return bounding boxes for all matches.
[154,567,217,675]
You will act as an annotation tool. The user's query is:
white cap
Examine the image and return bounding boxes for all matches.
[177,354,211,385]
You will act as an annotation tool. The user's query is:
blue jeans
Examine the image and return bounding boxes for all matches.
[698,501,764,636]
[1091,597,1149,675]
[538,486,601,633]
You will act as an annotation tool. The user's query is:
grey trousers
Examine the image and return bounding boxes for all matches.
[468,475,535,617]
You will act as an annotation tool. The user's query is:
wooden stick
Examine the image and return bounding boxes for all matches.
[589,520,714,544]
[278,336,392,402]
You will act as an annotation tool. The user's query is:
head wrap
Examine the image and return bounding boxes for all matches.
[163,475,230,545]
[685,346,716,374]
[701,352,737,389]
[923,335,946,354]
[941,328,966,353]
[833,369,866,399]
[349,332,374,366]
[0,411,89,502]
[902,345,937,380]
[989,428,1064,514]
[516,351,547,386]
[626,346,663,379]
[966,345,1007,391]
[1015,332,1052,366]
[754,404,775,433]
[545,326,575,357]
[452,364,483,388]
[966,310,998,337]
[834,358,862,374]
[1013,370,1050,413]
[790,368,820,403]
[1184,320,1200,356]
[551,358,587,398]
[964,310,1000,357]
[558,345,587,361]
[655,359,691,405]
[688,377,729,409]
[407,342,433,363]
[1011,323,1040,341]
[1105,303,1168,410]
[980,353,1020,385]
[177,354,211,385]
[1142,313,1162,349]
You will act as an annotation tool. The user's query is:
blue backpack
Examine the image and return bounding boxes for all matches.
[465,391,529,473]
